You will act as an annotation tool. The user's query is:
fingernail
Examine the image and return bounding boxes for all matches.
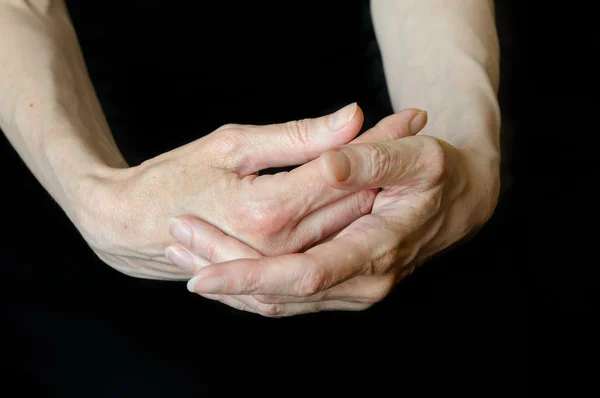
[168,217,192,246]
[409,110,428,135]
[329,102,357,131]
[187,275,224,293]
[187,275,201,292]
[325,148,352,182]
[165,246,194,272]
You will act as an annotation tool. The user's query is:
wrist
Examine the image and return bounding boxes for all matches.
[64,162,131,249]
[459,145,501,224]
[38,119,128,213]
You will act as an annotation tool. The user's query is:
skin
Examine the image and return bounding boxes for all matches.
[1,1,501,316]
[0,1,388,280]
[167,0,502,316]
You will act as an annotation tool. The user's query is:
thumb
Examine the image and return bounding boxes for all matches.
[226,103,364,175]
[318,135,446,190]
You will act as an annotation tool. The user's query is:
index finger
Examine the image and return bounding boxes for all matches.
[186,234,371,296]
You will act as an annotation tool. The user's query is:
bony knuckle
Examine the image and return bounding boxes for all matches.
[285,119,312,147]
[215,124,246,147]
[216,123,244,134]
[297,267,328,297]
[245,203,287,235]
[213,124,248,159]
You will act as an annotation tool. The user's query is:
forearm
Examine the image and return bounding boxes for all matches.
[372,0,500,162]
[0,0,126,218]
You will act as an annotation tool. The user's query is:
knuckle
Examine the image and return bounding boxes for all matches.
[216,123,244,134]
[214,125,248,165]
[297,267,329,297]
[367,144,393,181]
[241,267,264,294]
[256,302,284,317]
[215,124,246,146]
[194,239,218,262]
[355,189,377,215]
[236,300,251,313]
[285,119,312,148]
[248,204,277,227]
[245,203,288,235]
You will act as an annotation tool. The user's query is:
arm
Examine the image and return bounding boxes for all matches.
[172,1,505,316]
[0,0,373,280]
[0,0,127,225]
[372,0,501,206]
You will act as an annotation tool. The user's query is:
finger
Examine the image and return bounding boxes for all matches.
[288,189,377,252]
[167,220,277,314]
[199,294,259,314]
[200,294,369,317]
[169,187,373,264]
[168,219,378,313]
[248,109,426,220]
[352,108,427,144]
[168,216,262,262]
[165,242,211,273]
[186,231,384,296]
[228,103,364,175]
[254,275,397,304]
[319,135,446,191]
[249,157,352,222]
[165,234,266,313]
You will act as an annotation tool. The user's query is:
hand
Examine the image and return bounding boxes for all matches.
[168,108,493,317]
[172,114,500,317]
[73,103,375,280]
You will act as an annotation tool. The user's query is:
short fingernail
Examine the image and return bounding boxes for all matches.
[165,246,194,272]
[409,110,428,135]
[187,275,224,293]
[325,148,352,182]
[329,102,357,131]
[168,217,192,246]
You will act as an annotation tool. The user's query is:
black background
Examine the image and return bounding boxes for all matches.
[1,1,596,396]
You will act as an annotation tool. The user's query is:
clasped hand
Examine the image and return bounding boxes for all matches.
[75,103,375,280]
[165,106,499,316]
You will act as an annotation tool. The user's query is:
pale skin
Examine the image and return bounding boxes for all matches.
[0,0,421,279]
[166,0,502,316]
[1,1,501,317]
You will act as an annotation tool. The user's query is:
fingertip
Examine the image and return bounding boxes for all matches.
[328,103,364,142]
[329,102,357,131]
[321,148,352,185]
[356,108,423,143]
[349,103,364,129]
[187,274,201,293]
[409,110,428,135]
